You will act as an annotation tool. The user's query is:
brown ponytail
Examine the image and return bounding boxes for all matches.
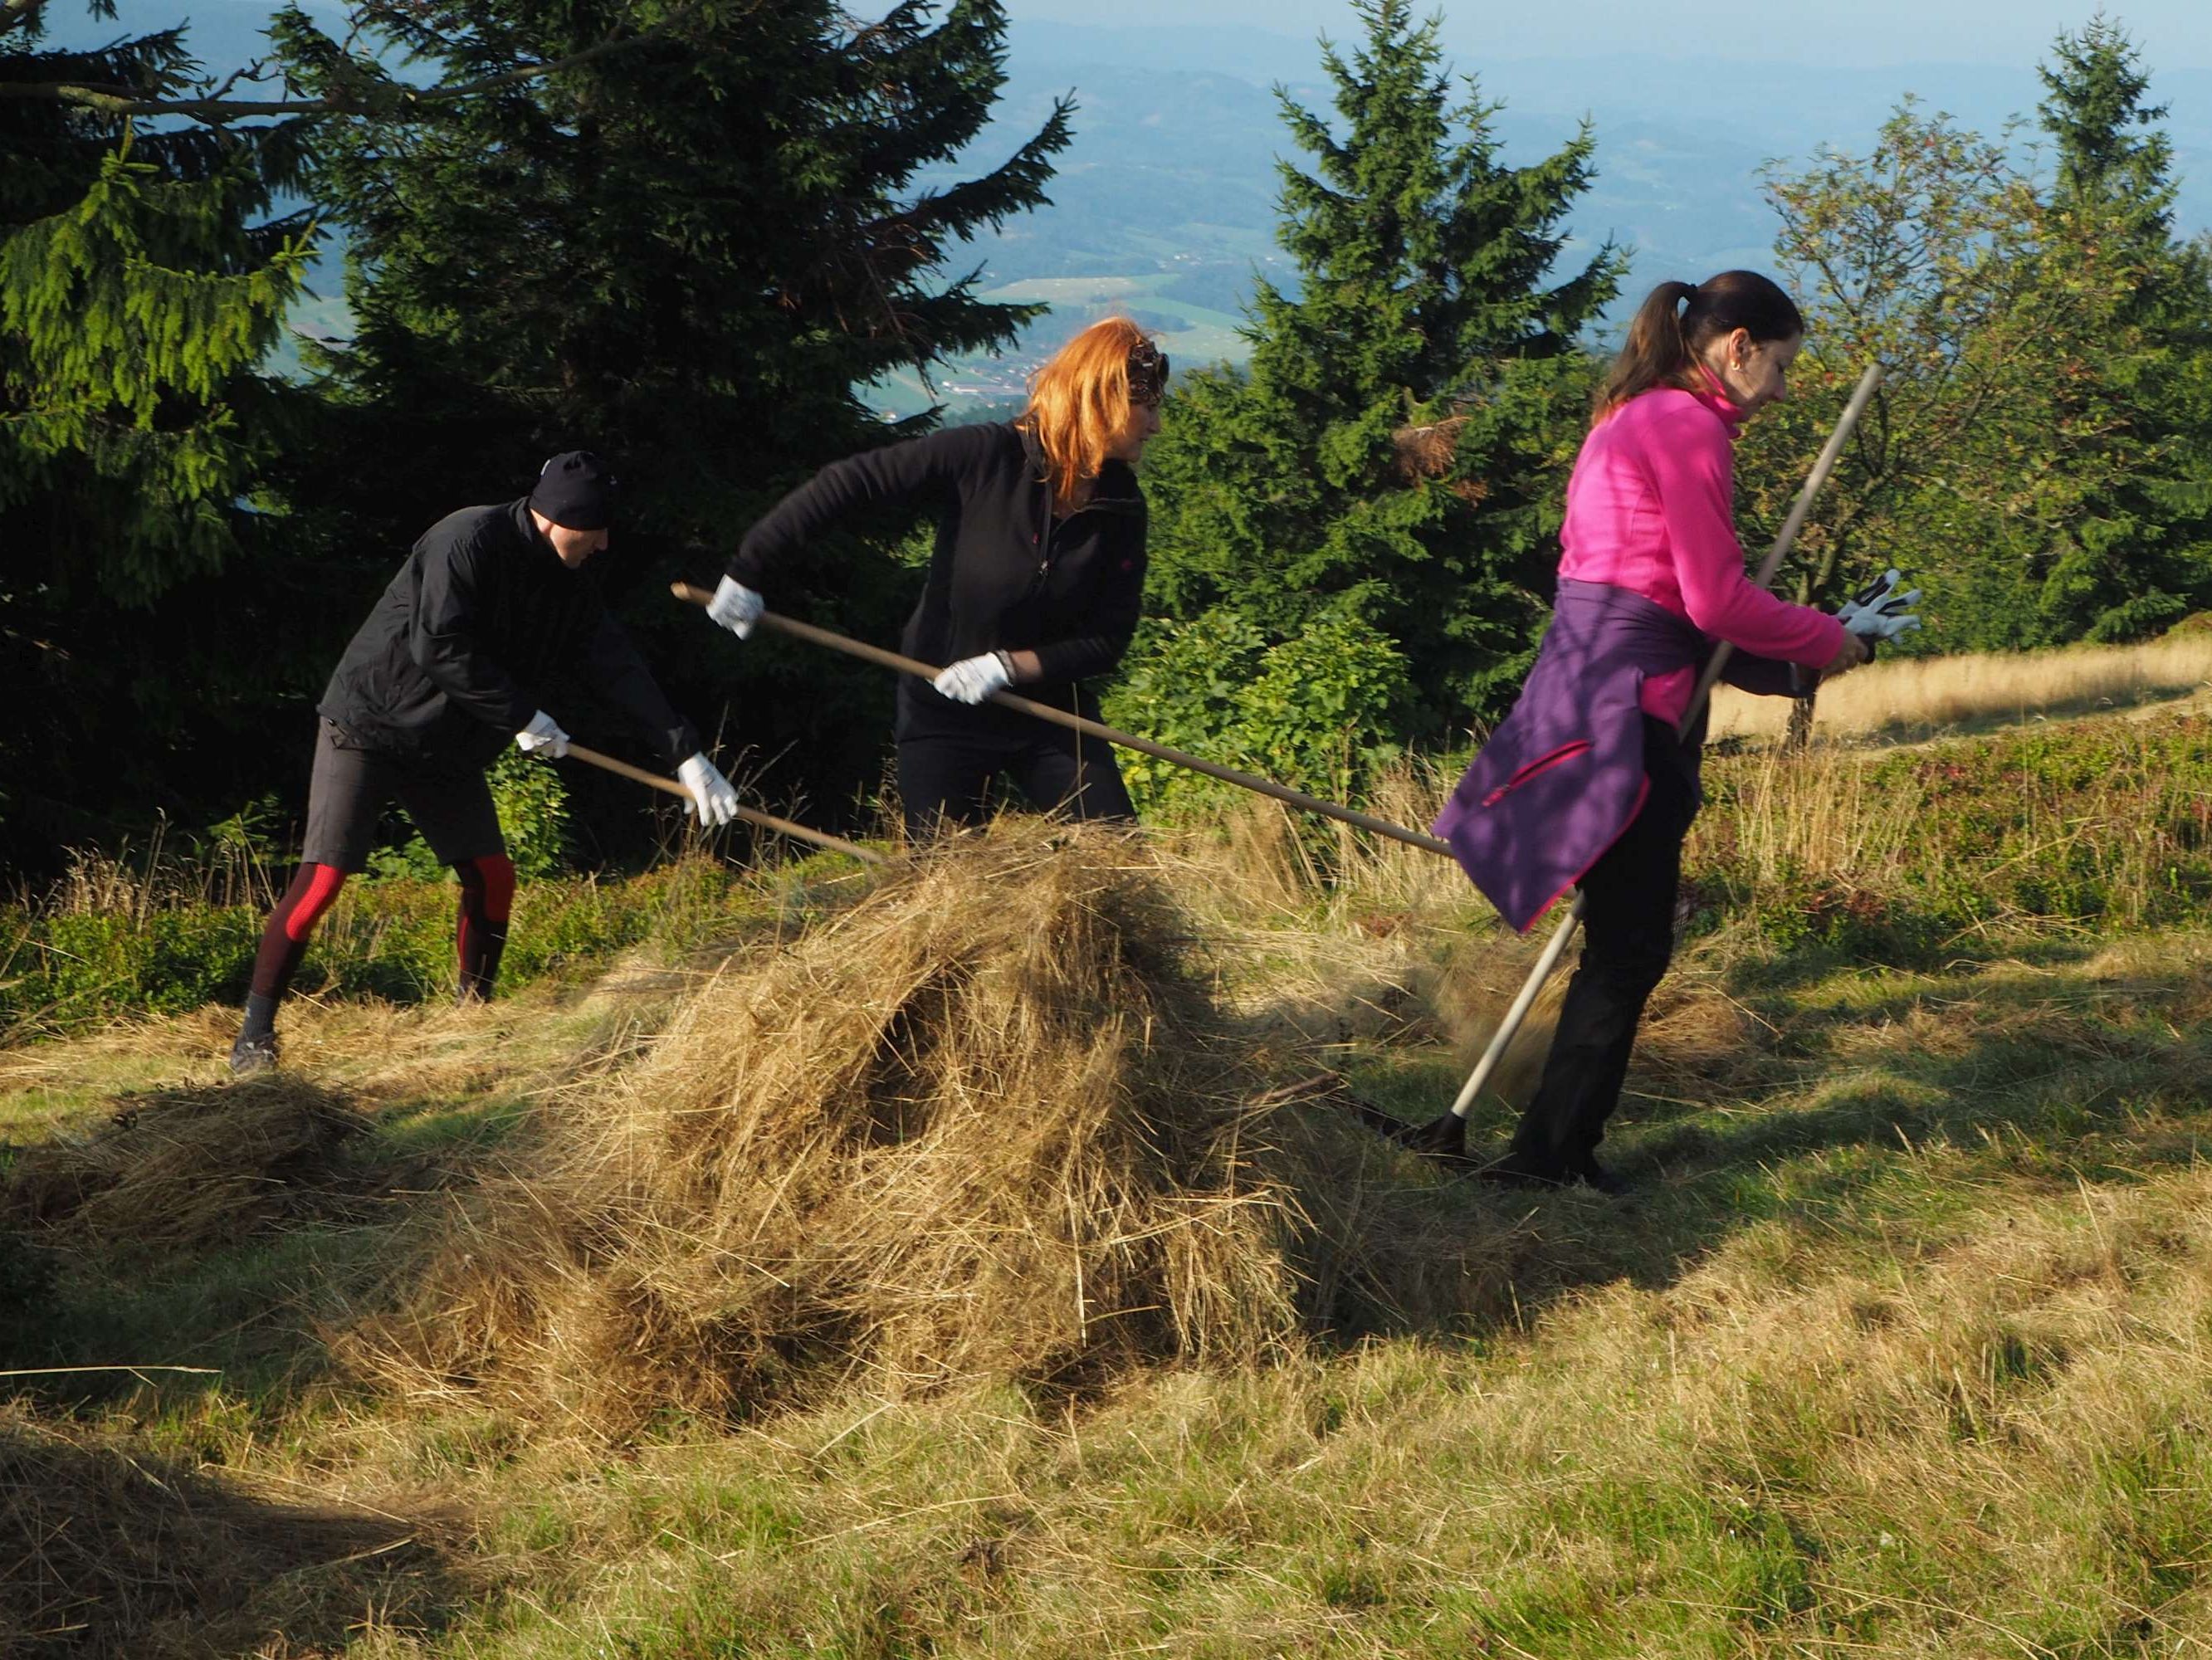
[1593,270,1804,423]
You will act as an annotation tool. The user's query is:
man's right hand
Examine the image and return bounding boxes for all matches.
[515,710,570,759]
[706,575,764,639]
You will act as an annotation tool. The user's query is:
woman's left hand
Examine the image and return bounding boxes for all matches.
[934,652,1016,704]
[1819,630,1871,679]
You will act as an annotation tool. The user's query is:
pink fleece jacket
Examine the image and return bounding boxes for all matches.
[1557,375,1845,725]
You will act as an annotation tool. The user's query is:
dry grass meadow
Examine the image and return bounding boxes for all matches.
[1708,625,2212,744]
[8,655,2212,1657]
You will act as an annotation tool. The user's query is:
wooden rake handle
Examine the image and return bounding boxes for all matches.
[671,581,1454,858]
[562,743,883,866]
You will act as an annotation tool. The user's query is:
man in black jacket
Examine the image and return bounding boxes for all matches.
[229,452,740,1074]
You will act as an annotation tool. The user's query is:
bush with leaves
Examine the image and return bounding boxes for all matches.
[1105,603,1412,822]
[365,751,573,882]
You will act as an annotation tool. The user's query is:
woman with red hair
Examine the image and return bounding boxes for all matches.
[707,317,1164,837]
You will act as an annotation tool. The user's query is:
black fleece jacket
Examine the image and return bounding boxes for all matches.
[320,500,700,769]
[728,422,1148,740]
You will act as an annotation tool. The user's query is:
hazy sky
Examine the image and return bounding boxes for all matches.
[1009,0,2212,70]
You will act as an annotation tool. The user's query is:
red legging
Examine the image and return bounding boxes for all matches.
[249,853,516,1007]
[249,862,349,1001]
[455,852,515,1000]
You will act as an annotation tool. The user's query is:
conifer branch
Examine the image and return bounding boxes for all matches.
[0,0,50,42]
[0,0,730,121]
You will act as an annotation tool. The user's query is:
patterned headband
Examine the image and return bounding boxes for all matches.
[1127,338,1169,408]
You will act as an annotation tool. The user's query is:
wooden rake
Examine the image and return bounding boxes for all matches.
[561,742,882,866]
[676,364,1881,1164]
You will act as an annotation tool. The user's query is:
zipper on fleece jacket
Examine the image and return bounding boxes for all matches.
[1028,468,1135,596]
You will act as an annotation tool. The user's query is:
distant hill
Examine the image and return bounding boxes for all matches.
[53,8,2212,403]
[958,22,2212,331]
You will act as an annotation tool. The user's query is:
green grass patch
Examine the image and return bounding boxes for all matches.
[0,851,866,1038]
[8,713,2212,1656]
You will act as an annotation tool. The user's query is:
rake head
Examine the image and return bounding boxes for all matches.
[1345,1095,1473,1169]
[1252,1074,1476,1171]
[1385,1108,1472,1165]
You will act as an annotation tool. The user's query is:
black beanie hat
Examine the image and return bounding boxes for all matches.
[529,450,617,530]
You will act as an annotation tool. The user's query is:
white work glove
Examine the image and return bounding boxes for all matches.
[933,650,1015,706]
[515,710,570,759]
[1834,568,1924,642]
[706,574,765,639]
[677,752,741,828]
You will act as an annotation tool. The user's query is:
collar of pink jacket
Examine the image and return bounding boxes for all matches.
[1689,362,1750,432]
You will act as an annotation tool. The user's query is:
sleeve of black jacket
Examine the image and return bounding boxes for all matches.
[409,525,538,735]
[1717,648,1801,698]
[1030,535,1149,683]
[727,425,990,585]
[586,614,703,768]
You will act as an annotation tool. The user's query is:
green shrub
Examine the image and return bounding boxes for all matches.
[367,749,572,881]
[1106,601,1413,821]
[1696,715,2212,964]
[0,854,793,1035]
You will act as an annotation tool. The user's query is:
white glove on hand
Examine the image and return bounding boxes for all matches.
[515,710,570,759]
[706,574,765,639]
[933,651,1015,706]
[677,752,741,828]
[1834,568,1924,642]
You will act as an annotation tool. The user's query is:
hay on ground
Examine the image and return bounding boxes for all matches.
[2,1078,369,1258]
[347,826,1530,1437]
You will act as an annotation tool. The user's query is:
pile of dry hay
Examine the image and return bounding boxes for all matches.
[2,1078,369,1259]
[349,827,1527,1435]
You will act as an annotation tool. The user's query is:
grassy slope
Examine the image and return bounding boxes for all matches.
[9,715,2212,1657]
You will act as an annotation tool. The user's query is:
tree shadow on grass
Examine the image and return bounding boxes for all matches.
[1702,930,2105,999]
[1,1074,431,1410]
[1,1407,468,1659]
[1315,933,2212,1339]
[2,1077,479,1655]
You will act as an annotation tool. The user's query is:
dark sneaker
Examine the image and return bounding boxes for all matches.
[228,1030,280,1076]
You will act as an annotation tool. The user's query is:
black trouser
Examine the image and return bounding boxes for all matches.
[896,725,1135,841]
[1506,718,1699,1174]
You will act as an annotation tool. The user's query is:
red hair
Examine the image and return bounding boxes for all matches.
[1018,316,1155,504]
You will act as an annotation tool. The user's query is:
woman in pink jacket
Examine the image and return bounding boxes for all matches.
[1435,271,1871,1193]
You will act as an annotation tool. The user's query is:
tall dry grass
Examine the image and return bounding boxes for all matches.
[1692,715,2212,939]
[1709,628,2212,742]
[1146,763,1589,1108]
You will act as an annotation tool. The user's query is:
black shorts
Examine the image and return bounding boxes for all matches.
[300,719,505,873]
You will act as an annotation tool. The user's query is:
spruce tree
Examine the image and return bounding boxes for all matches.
[0,2,314,866]
[2028,17,2212,642]
[1135,0,1620,742]
[294,0,1069,831]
